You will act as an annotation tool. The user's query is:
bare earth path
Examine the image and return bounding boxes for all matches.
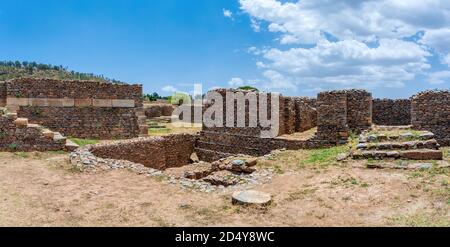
[0,151,448,226]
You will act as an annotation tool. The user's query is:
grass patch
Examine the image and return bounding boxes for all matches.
[148,128,172,136]
[14,152,29,158]
[388,214,450,227]
[285,188,317,202]
[300,145,348,166]
[69,138,99,147]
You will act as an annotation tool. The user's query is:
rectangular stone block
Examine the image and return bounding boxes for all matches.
[61,98,75,107]
[7,97,29,106]
[93,99,112,107]
[400,150,443,160]
[30,98,49,106]
[112,99,135,108]
[74,99,92,107]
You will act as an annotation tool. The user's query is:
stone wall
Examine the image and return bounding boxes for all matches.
[6,78,143,106]
[373,99,411,126]
[293,97,317,132]
[346,90,372,133]
[316,91,349,144]
[0,82,6,107]
[411,90,450,146]
[89,134,197,170]
[19,106,141,139]
[2,78,146,139]
[0,113,66,152]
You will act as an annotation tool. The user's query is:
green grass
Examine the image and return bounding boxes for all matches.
[14,152,29,158]
[69,138,99,147]
[148,128,172,136]
[300,145,349,166]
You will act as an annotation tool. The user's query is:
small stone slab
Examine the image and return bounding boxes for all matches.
[232,190,272,206]
[14,118,28,128]
[65,139,80,152]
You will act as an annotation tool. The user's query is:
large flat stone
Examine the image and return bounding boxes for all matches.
[112,99,135,108]
[232,190,272,206]
[74,99,93,107]
[92,99,112,107]
[7,97,29,106]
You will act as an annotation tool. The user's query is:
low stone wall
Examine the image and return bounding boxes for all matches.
[411,90,450,146]
[18,106,141,139]
[89,134,197,170]
[373,99,411,126]
[144,104,175,118]
[0,113,66,152]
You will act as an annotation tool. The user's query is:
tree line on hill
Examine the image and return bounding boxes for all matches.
[0,60,125,84]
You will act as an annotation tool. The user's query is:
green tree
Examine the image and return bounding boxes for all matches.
[238,86,259,91]
[170,92,191,106]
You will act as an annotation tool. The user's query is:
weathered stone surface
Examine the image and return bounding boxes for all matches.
[184,162,213,179]
[13,118,28,128]
[232,190,272,206]
[112,99,135,108]
[203,170,240,186]
[407,163,433,170]
[90,134,197,170]
[411,90,450,146]
[92,99,112,107]
[65,139,80,152]
[336,153,349,161]
[190,152,200,163]
[74,99,92,107]
[400,150,443,160]
[372,99,411,126]
[0,114,66,152]
[6,97,29,106]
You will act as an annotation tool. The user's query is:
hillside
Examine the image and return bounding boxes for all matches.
[0,61,126,84]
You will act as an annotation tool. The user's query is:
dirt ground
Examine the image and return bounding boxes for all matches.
[0,147,448,227]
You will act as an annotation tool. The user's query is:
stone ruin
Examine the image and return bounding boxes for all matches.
[0,78,148,140]
[0,80,449,189]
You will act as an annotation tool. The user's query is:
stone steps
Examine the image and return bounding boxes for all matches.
[357,140,440,151]
[352,149,443,160]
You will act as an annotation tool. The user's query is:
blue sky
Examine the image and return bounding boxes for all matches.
[1,0,449,98]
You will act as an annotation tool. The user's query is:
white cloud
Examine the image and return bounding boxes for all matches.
[228,77,245,87]
[161,85,178,93]
[240,0,450,44]
[260,39,429,88]
[238,0,450,92]
[444,54,450,67]
[428,71,450,85]
[223,9,233,19]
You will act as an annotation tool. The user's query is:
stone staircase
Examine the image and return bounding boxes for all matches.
[352,126,443,160]
[0,112,79,152]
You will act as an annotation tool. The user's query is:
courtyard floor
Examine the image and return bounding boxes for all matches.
[0,146,448,226]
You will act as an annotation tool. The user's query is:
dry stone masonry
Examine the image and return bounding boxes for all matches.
[373,99,411,126]
[89,134,197,170]
[0,112,72,152]
[411,90,450,146]
[0,78,147,139]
